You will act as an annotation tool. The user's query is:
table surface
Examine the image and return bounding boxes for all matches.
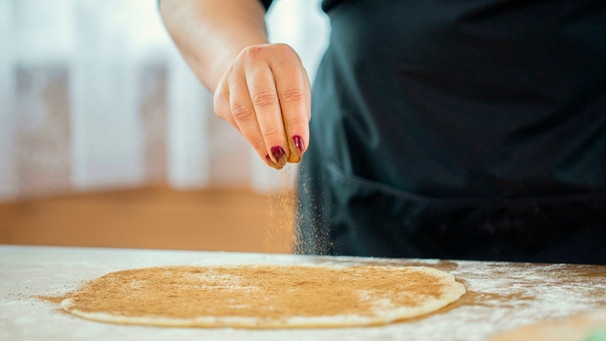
[1,245,605,341]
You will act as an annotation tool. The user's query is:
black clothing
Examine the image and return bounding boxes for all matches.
[261,0,345,13]
[262,0,606,264]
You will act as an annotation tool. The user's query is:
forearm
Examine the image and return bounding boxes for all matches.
[160,0,269,92]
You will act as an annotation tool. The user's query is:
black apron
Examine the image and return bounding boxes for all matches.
[294,0,606,264]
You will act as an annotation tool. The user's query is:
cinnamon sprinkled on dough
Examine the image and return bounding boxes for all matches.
[44,265,465,328]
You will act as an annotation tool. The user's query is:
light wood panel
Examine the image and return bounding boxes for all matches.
[0,187,295,253]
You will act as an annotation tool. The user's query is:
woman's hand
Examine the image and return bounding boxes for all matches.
[213,43,311,169]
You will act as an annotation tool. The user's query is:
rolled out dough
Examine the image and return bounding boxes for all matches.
[59,264,466,329]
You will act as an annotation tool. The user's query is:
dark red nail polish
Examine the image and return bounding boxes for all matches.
[271,146,286,160]
[265,154,272,162]
[292,135,305,153]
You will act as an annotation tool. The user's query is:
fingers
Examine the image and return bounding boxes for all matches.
[213,43,310,169]
[246,61,289,168]
[215,72,278,169]
[270,50,311,163]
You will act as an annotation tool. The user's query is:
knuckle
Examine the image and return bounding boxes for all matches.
[280,88,305,104]
[230,102,253,122]
[252,91,279,109]
[274,43,294,55]
[241,45,265,60]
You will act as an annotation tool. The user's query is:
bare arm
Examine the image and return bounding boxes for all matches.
[160,0,268,91]
[160,0,311,168]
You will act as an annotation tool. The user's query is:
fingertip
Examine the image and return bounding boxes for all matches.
[286,135,305,163]
[270,145,288,168]
[265,154,280,169]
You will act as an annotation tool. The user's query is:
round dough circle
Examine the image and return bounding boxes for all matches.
[61,264,466,328]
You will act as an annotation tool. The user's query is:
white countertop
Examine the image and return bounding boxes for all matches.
[1,245,605,341]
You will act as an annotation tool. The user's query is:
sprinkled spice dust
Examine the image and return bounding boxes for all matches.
[265,166,297,253]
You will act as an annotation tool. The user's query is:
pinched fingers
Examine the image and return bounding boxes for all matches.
[213,43,310,169]
[246,63,289,168]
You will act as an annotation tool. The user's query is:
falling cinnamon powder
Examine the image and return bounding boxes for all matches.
[265,166,296,253]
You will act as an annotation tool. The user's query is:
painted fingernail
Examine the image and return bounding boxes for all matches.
[271,146,286,161]
[292,135,305,153]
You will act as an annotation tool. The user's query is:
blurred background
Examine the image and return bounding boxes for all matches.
[0,0,329,253]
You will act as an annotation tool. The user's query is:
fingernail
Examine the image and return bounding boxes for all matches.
[271,146,286,163]
[292,135,305,153]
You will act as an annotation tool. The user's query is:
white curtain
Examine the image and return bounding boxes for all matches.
[0,0,330,200]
